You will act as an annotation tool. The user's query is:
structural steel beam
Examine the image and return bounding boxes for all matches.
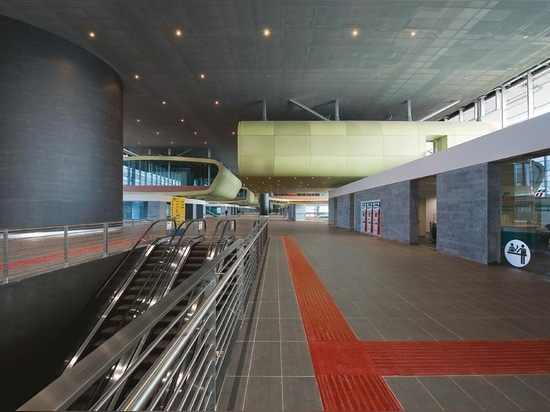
[288,98,330,121]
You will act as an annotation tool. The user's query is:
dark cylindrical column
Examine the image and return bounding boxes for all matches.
[259,193,270,216]
[0,16,123,228]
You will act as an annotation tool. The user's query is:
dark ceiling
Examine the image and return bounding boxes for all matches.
[2,0,550,189]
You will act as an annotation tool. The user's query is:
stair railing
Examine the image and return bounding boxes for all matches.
[19,219,269,411]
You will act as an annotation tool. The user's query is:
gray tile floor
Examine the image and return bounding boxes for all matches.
[218,231,323,411]
[217,217,550,411]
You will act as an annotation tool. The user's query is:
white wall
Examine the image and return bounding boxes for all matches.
[426,196,437,230]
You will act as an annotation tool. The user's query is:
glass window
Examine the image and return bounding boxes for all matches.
[123,160,218,186]
[534,68,550,117]
[462,107,475,121]
[485,94,497,114]
[506,80,528,125]
[500,153,550,276]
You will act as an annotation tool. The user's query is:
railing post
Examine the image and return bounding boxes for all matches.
[204,298,217,410]
[103,222,109,257]
[236,242,246,321]
[64,226,69,267]
[203,262,219,409]
[3,229,8,283]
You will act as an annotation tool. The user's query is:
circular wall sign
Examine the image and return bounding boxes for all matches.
[504,239,531,267]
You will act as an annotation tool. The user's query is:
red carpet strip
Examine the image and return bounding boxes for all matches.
[363,340,550,375]
[283,236,403,412]
[1,238,133,271]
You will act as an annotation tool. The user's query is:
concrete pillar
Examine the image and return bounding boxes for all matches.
[259,193,270,216]
[0,16,123,228]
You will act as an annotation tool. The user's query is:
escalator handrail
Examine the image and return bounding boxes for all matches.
[206,219,236,261]
[64,219,176,369]
[87,237,203,409]
[131,235,204,318]
[113,218,207,320]
[20,238,242,411]
[65,219,202,370]
[158,236,205,298]
[91,218,177,303]
[119,220,268,411]
[78,231,208,408]
[19,219,269,412]
[141,218,208,306]
[143,219,207,295]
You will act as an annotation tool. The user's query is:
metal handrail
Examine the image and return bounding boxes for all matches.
[64,219,209,407]
[1,219,169,284]
[18,218,269,411]
[206,219,236,261]
[64,219,176,369]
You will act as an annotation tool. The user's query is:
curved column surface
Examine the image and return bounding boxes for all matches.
[0,16,123,229]
[259,193,270,216]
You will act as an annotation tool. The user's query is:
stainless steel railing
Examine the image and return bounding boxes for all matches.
[1,219,174,283]
[19,218,268,411]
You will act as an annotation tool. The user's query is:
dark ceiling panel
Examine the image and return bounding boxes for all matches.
[1,0,549,183]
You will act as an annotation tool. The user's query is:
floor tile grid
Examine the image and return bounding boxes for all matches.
[221,220,550,411]
[294,235,461,342]
[244,237,282,410]
[292,229,550,341]
[218,236,322,411]
[282,235,404,412]
[285,222,550,411]
[273,238,323,411]
[216,240,274,410]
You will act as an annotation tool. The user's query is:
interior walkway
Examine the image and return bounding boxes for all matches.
[218,216,550,411]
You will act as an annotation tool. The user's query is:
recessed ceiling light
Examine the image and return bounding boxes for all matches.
[200,73,206,79]
[171,141,174,144]
[204,141,207,144]
[89,31,95,38]
[194,131,198,135]
[137,119,141,122]
[352,29,359,37]
[175,29,182,37]
[215,100,219,105]
[411,31,416,36]
[134,74,139,79]
[180,118,185,122]
[156,131,160,135]
[162,101,166,105]
[263,28,271,37]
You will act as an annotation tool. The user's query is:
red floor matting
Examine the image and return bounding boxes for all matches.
[1,238,133,271]
[364,340,550,375]
[282,235,550,412]
[283,236,403,412]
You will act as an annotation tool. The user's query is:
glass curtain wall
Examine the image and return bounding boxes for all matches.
[500,153,550,276]
[123,159,218,187]
[446,62,550,127]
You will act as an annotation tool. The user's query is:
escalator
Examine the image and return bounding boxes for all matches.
[18,219,269,412]
[107,222,239,409]
[67,240,171,364]
[62,220,237,410]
